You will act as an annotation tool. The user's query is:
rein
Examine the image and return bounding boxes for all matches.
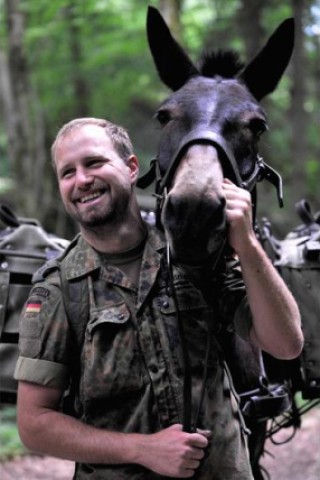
[165,225,227,433]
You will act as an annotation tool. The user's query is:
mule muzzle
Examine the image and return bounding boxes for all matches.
[162,191,227,265]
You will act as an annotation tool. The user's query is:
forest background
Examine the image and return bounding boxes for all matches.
[0,0,319,240]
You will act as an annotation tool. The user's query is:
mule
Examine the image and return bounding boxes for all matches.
[140,6,290,266]
[138,7,295,479]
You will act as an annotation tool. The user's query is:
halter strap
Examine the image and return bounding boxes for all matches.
[158,130,243,193]
[137,131,283,207]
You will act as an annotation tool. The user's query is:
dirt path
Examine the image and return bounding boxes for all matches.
[1,409,319,479]
[260,407,320,480]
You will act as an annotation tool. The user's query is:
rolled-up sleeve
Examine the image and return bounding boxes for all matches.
[14,357,69,388]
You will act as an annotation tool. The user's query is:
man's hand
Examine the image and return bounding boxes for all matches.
[222,178,255,255]
[138,424,210,478]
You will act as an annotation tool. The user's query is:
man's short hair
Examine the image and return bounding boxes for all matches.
[51,117,134,165]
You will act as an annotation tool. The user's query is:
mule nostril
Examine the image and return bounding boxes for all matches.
[210,196,226,227]
[163,193,226,234]
[219,196,226,209]
[164,194,187,220]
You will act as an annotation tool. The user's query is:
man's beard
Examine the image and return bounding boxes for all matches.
[68,195,130,230]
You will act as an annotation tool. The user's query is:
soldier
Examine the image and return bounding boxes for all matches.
[15,117,303,479]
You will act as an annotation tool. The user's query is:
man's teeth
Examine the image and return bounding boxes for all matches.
[80,192,102,203]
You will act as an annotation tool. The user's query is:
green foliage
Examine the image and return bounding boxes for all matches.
[0,406,26,461]
[0,0,319,229]
[24,1,151,117]
[306,158,320,195]
[263,3,294,29]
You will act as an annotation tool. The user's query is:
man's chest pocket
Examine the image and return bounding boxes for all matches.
[82,302,147,400]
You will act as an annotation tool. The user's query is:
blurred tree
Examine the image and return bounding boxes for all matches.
[64,0,90,117]
[0,0,318,237]
[159,0,182,40]
[237,0,267,59]
[2,0,48,219]
[289,0,308,205]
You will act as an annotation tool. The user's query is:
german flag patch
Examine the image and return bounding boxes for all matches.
[25,301,42,314]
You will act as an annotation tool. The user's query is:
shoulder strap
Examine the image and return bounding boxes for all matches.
[32,233,90,352]
[59,261,89,353]
[58,259,89,417]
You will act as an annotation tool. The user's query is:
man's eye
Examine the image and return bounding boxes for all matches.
[61,169,74,179]
[88,159,103,168]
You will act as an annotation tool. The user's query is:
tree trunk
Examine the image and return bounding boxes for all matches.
[5,0,32,197]
[0,50,15,169]
[289,0,308,204]
[237,0,268,60]
[159,0,182,42]
[64,1,90,117]
[4,0,48,218]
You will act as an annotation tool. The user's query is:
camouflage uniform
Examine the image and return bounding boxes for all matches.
[15,225,254,479]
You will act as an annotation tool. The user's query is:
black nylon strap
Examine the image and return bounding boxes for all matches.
[59,261,89,417]
[0,205,20,228]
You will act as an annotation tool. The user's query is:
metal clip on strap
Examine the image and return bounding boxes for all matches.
[241,156,283,208]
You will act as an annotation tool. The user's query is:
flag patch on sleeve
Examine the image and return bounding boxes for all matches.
[25,301,42,314]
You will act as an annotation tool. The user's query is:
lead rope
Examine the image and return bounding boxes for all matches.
[193,239,227,430]
[166,236,227,433]
[166,241,193,432]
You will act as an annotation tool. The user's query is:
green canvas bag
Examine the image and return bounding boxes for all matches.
[0,205,69,403]
[259,200,320,399]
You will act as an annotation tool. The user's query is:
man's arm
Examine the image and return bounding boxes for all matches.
[223,179,303,360]
[17,381,208,478]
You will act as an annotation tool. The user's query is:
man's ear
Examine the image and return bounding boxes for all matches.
[127,155,140,183]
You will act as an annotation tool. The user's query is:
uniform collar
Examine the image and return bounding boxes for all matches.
[63,224,165,282]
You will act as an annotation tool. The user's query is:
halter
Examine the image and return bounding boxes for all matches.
[137,129,284,209]
[137,131,284,432]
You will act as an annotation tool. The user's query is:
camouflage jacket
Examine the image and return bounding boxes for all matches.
[15,225,253,479]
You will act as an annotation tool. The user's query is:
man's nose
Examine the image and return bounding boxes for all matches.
[75,169,94,187]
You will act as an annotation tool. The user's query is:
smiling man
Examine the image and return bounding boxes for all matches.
[14,117,302,480]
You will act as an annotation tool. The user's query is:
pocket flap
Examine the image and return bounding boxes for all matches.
[88,302,131,336]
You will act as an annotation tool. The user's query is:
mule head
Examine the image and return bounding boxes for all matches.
[146,6,294,265]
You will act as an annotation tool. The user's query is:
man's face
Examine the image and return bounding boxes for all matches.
[54,125,139,229]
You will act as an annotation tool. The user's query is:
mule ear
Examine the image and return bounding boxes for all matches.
[147,6,199,91]
[240,18,294,100]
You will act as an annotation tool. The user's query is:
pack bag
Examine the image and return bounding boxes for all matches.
[259,199,320,400]
[0,205,69,404]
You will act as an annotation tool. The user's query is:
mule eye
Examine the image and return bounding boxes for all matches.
[156,109,171,126]
[249,118,268,138]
